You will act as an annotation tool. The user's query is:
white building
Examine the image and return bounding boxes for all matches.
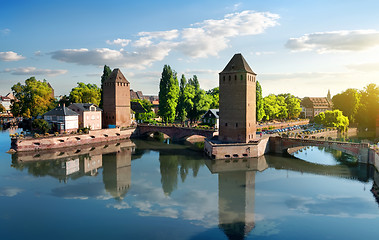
[43,104,79,133]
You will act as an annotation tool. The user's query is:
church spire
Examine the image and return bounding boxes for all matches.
[327,89,331,101]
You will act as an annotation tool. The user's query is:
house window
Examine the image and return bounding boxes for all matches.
[91,115,95,120]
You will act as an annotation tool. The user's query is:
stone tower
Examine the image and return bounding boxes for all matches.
[219,53,257,143]
[103,68,131,128]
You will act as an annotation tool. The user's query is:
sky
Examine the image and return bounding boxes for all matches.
[1,0,379,98]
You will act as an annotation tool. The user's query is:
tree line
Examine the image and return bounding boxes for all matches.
[158,65,218,123]
[331,83,379,131]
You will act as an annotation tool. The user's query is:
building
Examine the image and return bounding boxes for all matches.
[47,82,55,99]
[130,89,159,114]
[205,53,271,160]
[300,97,332,119]
[103,68,131,128]
[202,109,219,129]
[0,96,11,112]
[44,104,79,133]
[219,53,257,143]
[68,103,102,130]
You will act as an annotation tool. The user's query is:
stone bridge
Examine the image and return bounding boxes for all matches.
[269,136,371,163]
[136,124,217,141]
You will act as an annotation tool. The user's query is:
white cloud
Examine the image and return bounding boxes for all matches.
[3,67,68,76]
[254,51,275,56]
[285,30,379,53]
[34,51,42,56]
[106,38,131,47]
[0,51,25,61]
[1,28,10,35]
[346,62,379,72]
[50,10,279,69]
[50,45,172,70]
[177,11,279,58]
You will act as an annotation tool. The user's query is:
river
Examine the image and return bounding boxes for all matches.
[1,129,379,240]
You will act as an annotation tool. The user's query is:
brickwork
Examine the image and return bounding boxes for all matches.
[219,53,256,143]
[103,69,131,128]
[137,124,216,141]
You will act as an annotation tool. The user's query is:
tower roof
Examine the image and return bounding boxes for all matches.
[104,68,130,84]
[220,53,256,75]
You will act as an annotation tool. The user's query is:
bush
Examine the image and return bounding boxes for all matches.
[32,119,51,134]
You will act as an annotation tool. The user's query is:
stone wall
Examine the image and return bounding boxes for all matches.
[204,137,270,159]
[11,128,135,152]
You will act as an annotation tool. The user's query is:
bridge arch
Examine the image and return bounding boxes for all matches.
[270,136,370,163]
[136,124,217,141]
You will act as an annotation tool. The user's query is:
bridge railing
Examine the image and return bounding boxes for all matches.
[138,123,216,131]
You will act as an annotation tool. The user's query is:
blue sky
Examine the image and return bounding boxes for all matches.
[1,0,379,97]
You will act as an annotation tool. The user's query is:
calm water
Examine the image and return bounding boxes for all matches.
[1,129,379,240]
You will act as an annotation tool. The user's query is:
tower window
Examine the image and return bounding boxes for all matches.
[236,123,238,127]
[234,75,237,80]
[225,123,228,127]
[228,76,231,81]
[240,75,243,80]
[223,76,225,81]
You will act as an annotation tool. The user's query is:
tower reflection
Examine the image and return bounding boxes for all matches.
[206,157,268,240]
[102,144,134,200]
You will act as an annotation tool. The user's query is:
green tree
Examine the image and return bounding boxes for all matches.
[256,81,265,121]
[57,95,71,106]
[131,99,155,122]
[332,88,360,125]
[185,76,211,123]
[356,83,379,130]
[100,65,112,109]
[176,74,187,122]
[278,93,301,119]
[263,94,288,120]
[69,82,101,105]
[0,103,6,113]
[314,110,349,132]
[11,77,55,118]
[32,119,51,133]
[206,87,219,109]
[158,65,179,123]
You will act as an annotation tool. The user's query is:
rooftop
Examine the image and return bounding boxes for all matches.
[220,53,256,75]
[44,105,79,116]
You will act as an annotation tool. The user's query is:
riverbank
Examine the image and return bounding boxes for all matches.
[10,128,135,152]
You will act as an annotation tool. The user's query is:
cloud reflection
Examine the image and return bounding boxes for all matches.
[0,187,23,197]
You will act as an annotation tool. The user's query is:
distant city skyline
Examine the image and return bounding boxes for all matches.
[1,0,379,97]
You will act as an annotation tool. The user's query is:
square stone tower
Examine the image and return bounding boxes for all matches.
[103,68,131,128]
[219,53,256,143]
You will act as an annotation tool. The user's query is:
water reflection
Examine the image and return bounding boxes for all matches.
[103,146,132,200]
[206,157,268,240]
[11,141,135,199]
[7,138,379,239]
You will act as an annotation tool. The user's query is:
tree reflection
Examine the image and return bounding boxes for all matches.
[159,153,204,196]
